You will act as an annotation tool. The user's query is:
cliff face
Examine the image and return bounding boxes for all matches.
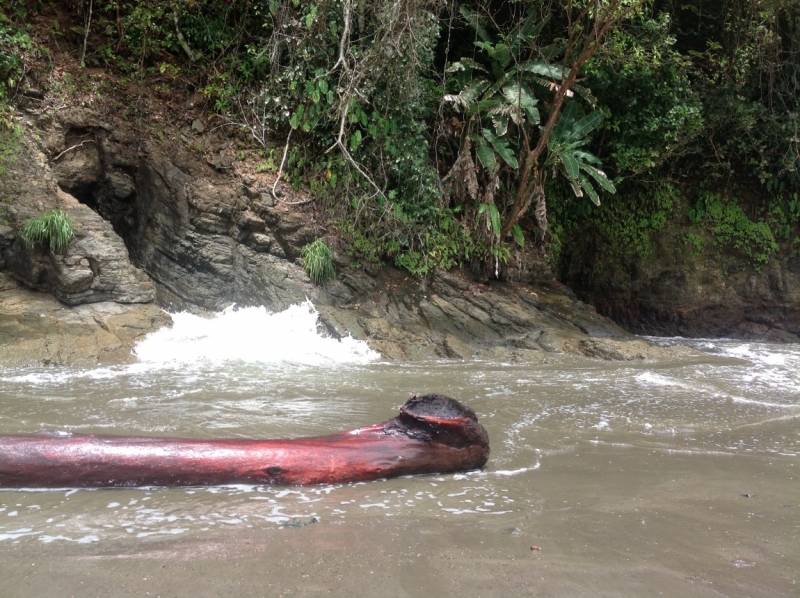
[1,101,673,366]
[5,98,792,368]
[0,110,155,306]
[559,211,800,342]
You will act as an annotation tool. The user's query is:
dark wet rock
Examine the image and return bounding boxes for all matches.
[561,219,800,342]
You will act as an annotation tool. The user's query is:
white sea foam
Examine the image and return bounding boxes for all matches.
[134,301,379,366]
[492,465,540,476]
[635,372,684,387]
[38,534,99,544]
[0,528,40,541]
[721,343,790,366]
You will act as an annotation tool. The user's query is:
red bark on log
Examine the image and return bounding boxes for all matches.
[0,394,489,488]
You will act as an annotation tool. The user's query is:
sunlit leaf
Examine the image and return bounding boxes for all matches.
[502,83,537,111]
[479,203,501,237]
[459,78,491,106]
[580,164,616,193]
[579,174,601,205]
[512,224,525,247]
[492,114,509,136]
[350,129,362,151]
[446,58,488,73]
[519,60,564,80]
[568,178,583,198]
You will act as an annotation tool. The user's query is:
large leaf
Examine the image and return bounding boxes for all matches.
[572,149,603,165]
[479,203,501,237]
[501,83,536,108]
[511,224,525,247]
[564,138,590,150]
[480,68,516,104]
[570,83,597,108]
[580,164,616,193]
[475,137,497,171]
[558,151,580,179]
[475,42,511,69]
[551,101,578,142]
[446,58,487,73]
[459,5,490,42]
[579,174,601,206]
[539,42,566,62]
[519,11,551,41]
[459,78,490,105]
[475,96,504,113]
[568,178,583,198]
[492,114,509,137]
[567,111,605,142]
[502,82,539,125]
[483,128,518,168]
[519,60,564,80]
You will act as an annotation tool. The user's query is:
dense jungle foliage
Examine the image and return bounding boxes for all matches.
[2,0,798,274]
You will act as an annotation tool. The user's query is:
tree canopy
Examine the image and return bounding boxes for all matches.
[3,0,798,274]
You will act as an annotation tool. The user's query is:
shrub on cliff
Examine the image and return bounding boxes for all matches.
[301,239,335,285]
[20,209,75,254]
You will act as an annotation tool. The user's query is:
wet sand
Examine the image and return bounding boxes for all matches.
[2,447,796,597]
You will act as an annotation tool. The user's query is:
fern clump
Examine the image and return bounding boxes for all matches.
[301,239,335,284]
[20,209,75,254]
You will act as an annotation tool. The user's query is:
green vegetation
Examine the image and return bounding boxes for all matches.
[688,187,779,269]
[1,0,798,275]
[547,180,679,270]
[301,239,335,284]
[20,209,76,254]
[0,9,28,175]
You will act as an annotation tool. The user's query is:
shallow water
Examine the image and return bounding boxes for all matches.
[1,305,798,596]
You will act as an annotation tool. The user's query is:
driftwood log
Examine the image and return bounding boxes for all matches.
[0,394,489,488]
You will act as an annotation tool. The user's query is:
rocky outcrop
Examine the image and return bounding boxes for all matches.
[0,114,155,306]
[1,104,691,365]
[315,267,635,361]
[0,275,170,366]
[561,224,800,342]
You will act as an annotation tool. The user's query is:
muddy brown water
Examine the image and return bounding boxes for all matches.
[0,318,798,597]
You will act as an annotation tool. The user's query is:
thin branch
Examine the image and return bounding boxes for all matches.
[327,94,353,152]
[80,0,93,67]
[173,8,195,61]
[272,127,293,198]
[326,0,353,76]
[274,196,316,206]
[52,140,96,162]
[336,141,388,201]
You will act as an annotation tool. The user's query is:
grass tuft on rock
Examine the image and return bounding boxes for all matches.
[20,209,75,254]
[301,239,335,284]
